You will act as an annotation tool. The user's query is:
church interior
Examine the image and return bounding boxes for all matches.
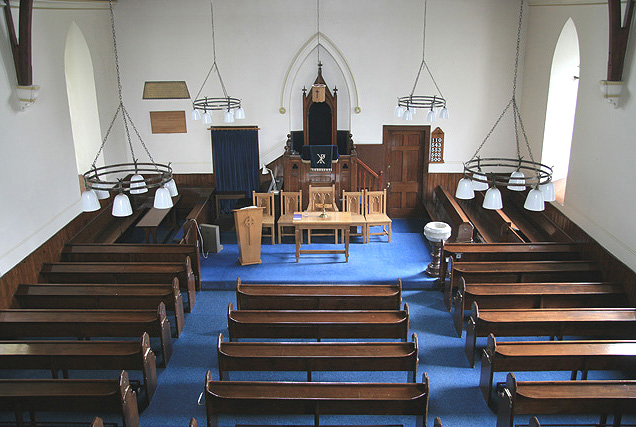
[1,0,636,426]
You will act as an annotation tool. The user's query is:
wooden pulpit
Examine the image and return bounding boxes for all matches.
[233,206,263,266]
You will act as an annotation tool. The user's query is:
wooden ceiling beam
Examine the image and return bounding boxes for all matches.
[607,0,635,81]
[2,0,33,86]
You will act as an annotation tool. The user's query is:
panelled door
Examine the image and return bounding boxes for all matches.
[383,126,429,218]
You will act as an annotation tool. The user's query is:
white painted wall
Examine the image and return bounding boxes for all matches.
[522,2,636,271]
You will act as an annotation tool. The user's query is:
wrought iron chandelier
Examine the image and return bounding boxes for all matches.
[394,0,448,122]
[81,0,177,217]
[455,0,554,212]
[191,0,245,125]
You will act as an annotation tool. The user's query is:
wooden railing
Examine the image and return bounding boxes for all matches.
[356,159,383,192]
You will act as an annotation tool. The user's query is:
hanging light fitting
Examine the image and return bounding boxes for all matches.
[191,0,245,124]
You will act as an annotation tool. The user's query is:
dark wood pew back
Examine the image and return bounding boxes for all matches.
[0,333,157,406]
[203,370,429,427]
[457,192,525,243]
[0,371,139,427]
[424,185,474,243]
[227,302,409,341]
[39,260,196,312]
[235,278,402,310]
[217,332,419,382]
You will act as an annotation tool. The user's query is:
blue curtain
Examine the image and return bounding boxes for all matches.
[211,129,260,213]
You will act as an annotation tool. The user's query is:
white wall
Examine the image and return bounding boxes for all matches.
[522,1,636,271]
[0,3,118,276]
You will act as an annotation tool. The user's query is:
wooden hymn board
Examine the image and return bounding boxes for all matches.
[430,127,444,163]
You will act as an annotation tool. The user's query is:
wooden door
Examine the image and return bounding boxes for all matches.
[383,126,429,218]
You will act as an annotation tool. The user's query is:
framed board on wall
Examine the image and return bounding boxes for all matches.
[430,127,444,163]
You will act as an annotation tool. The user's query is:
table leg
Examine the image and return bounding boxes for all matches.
[344,227,350,262]
[295,227,301,262]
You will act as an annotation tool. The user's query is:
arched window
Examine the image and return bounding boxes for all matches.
[541,18,580,205]
[64,22,102,183]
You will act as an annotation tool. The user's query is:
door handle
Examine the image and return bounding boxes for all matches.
[386,182,391,189]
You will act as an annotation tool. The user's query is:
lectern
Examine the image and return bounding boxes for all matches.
[233,206,263,266]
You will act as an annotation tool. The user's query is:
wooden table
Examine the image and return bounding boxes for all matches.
[294,211,352,262]
[136,195,180,243]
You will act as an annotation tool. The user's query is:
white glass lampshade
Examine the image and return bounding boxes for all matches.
[154,186,173,209]
[191,109,201,121]
[112,193,133,217]
[261,164,269,175]
[394,105,405,118]
[455,178,475,200]
[524,187,545,211]
[202,111,212,125]
[129,174,147,194]
[439,106,449,119]
[81,189,101,212]
[224,110,235,123]
[165,178,179,197]
[403,109,413,121]
[483,187,503,210]
[93,180,111,200]
[426,109,436,122]
[471,172,489,191]
[539,180,555,202]
[411,106,416,115]
[507,170,526,191]
[235,107,245,120]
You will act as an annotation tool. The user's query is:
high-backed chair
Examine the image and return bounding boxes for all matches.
[343,190,368,243]
[306,184,338,243]
[365,190,392,243]
[252,191,275,244]
[277,190,302,244]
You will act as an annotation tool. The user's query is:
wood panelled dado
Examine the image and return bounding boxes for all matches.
[425,172,636,307]
[283,154,357,211]
[383,126,429,218]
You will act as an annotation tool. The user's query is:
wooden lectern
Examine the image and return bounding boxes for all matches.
[233,206,263,266]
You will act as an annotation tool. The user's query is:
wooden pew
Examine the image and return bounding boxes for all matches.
[203,370,429,427]
[464,302,636,367]
[496,372,636,427]
[0,333,158,406]
[217,332,419,382]
[480,334,636,406]
[452,279,627,337]
[440,242,584,283]
[70,208,145,244]
[424,185,474,243]
[227,302,409,341]
[0,303,172,367]
[456,193,525,244]
[0,370,139,427]
[62,242,202,291]
[14,280,185,337]
[39,259,196,312]
[504,190,573,242]
[235,277,402,310]
[445,260,603,310]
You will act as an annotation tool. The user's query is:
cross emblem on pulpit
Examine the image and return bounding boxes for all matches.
[244,215,255,244]
[317,153,326,164]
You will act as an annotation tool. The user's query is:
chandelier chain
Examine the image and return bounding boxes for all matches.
[408,0,444,102]
[470,99,513,160]
[123,106,158,168]
[91,105,120,170]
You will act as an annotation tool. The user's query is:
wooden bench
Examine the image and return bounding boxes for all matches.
[39,259,196,312]
[503,191,573,243]
[0,370,139,427]
[496,372,636,427]
[445,260,603,310]
[70,208,145,244]
[0,303,172,367]
[452,279,627,337]
[456,193,526,244]
[227,302,409,341]
[217,331,419,382]
[235,278,402,310]
[479,334,636,406]
[465,302,636,367]
[14,280,185,337]
[135,194,181,243]
[0,333,157,407]
[424,185,474,243]
[203,370,429,427]
[62,242,202,291]
[440,242,584,283]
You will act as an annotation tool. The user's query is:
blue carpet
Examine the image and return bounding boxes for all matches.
[201,218,437,290]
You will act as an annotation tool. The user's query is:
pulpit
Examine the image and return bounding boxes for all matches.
[233,206,263,266]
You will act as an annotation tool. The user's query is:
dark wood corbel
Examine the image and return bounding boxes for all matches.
[607,0,635,81]
[2,0,33,86]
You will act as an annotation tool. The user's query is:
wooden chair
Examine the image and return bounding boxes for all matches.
[277,190,302,244]
[306,184,338,243]
[365,189,392,243]
[342,190,368,243]
[252,191,275,245]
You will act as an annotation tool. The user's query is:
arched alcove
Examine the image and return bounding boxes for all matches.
[541,18,580,205]
[64,22,103,178]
